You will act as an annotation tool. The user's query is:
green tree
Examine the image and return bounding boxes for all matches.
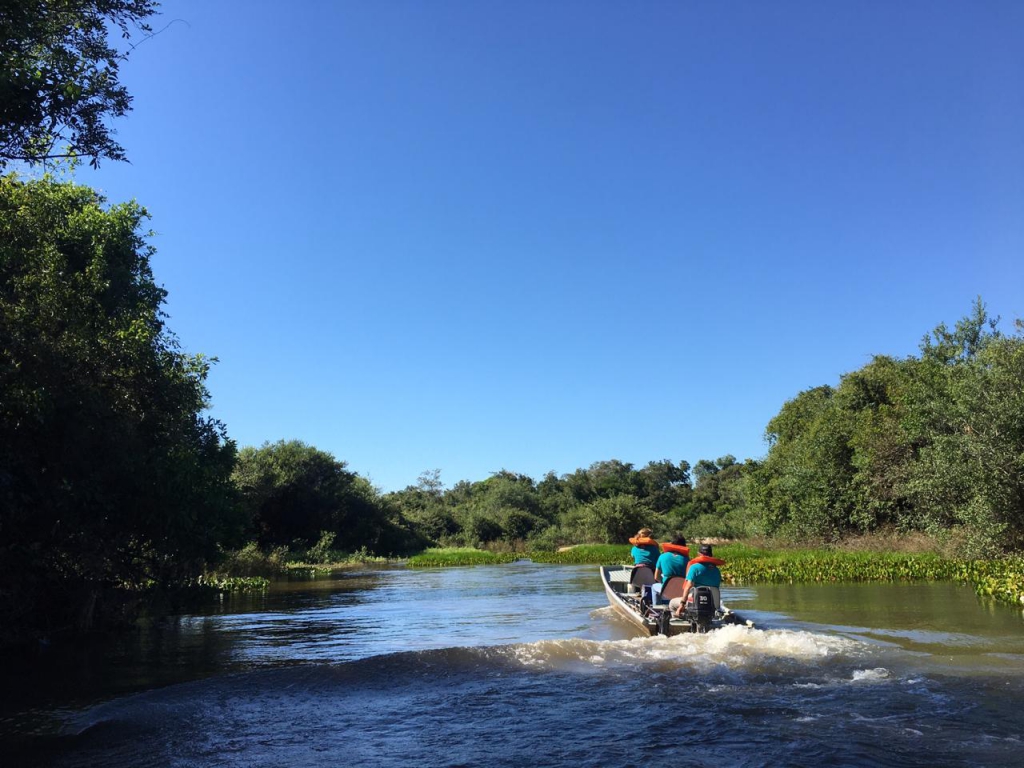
[1,0,159,168]
[0,175,238,635]
[233,440,394,552]
[904,307,1024,553]
[747,385,856,538]
[563,494,654,543]
[637,459,692,514]
[387,470,460,545]
[587,459,639,498]
[746,301,1024,552]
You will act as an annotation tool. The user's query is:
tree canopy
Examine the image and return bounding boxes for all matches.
[0,175,239,635]
[747,300,1024,555]
[0,0,158,168]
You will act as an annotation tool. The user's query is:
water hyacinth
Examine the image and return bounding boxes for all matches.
[194,575,270,592]
[407,548,521,567]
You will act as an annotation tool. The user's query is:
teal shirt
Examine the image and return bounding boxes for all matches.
[654,551,688,584]
[631,543,660,568]
[686,562,721,588]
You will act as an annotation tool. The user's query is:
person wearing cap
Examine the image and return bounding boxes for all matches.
[628,527,660,570]
[670,543,725,616]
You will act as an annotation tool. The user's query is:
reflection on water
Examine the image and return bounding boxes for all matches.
[3,563,1024,766]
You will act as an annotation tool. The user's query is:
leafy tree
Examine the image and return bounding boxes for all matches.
[637,459,692,514]
[587,459,639,498]
[501,508,543,541]
[464,513,503,545]
[1,0,159,168]
[385,472,459,546]
[233,440,395,551]
[537,470,571,519]
[747,385,854,538]
[563,494,654,543]
[0,175,238,635]
[904,308,1024,553]
[746,301,1024,553]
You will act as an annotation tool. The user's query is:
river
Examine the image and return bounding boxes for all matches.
[2,561,1023,767]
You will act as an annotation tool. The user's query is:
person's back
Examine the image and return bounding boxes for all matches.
[654,537,689,584]
[628,527,660,569]
[687,553,722,588]
[670,543,725,616]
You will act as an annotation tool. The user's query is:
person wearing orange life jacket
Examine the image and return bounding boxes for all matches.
[628,528,660,570]
[670,543,726,617]
[649,535,689,604]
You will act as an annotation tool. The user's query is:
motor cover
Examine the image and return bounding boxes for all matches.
[690,587,716,619]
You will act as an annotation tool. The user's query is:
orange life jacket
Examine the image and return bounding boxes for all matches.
[685,555,725,579]
[628,536,660,548]
[660,543,689,556]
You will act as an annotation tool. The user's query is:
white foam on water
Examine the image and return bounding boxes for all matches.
[506,623,865,674]
[851,667,892,683]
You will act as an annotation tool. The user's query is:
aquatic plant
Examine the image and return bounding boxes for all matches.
[717,546,1024,608]
[528,545,632,564]
[194,575,270,593]
[407,548,520,567]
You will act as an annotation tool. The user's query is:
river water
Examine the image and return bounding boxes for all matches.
[3,561,1024,767]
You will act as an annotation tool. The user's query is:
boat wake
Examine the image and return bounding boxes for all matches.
[504,621,874,680]
[15,626,1022,768]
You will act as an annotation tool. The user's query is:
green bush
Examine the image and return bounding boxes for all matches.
[307,531,336,564]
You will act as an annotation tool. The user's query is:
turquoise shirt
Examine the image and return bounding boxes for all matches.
[654,551,688,584]
[686,562,721,588]
[631,543,660,568]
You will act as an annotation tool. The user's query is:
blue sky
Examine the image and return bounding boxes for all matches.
[78,0,1023,492]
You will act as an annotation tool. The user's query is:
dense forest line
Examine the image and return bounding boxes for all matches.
[2,3,1022,642]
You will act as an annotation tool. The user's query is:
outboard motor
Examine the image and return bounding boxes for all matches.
[686,586,717,633]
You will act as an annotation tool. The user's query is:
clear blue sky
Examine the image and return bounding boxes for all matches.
[79,0,1023,492]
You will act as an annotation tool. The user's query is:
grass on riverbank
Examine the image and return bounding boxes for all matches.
[410,543,1024,608]
[406,548,522,567]
[212,540,1024,608]
[214,540,394,579]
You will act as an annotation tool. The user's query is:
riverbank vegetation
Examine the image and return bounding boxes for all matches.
[410,544,1024,608]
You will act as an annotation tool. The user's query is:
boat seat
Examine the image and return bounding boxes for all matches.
[627,564,655,594]
[661,575,687,600]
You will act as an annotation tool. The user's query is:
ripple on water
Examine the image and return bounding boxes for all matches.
[5,634,1017,768]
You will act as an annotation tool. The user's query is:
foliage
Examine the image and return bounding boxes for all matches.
[747,300,1024,555]
[527,544,631,565]
[216,541,290,577]
[407,548,520,567]
[563,494,655,543]
[0,175,240,635]
[193,574,269,593]
[388,460,699,550]
[232,440,425,556]
[306,530,336,564]
[0,0,159,168]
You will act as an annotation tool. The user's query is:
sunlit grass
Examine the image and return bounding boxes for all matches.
[407,548,520,567]
[215,541,1024,608]
[528,544,631,564]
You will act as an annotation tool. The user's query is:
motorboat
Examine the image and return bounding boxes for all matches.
[599,564,749,636]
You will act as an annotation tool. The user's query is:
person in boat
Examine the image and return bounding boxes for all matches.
[650,535,689,604]
[670,543,725,617]
[628,528,661,570]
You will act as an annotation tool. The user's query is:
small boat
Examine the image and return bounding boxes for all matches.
[599,564,749,636]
